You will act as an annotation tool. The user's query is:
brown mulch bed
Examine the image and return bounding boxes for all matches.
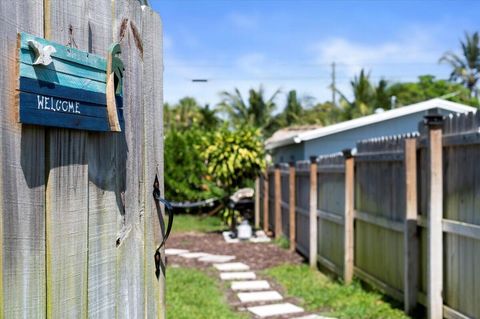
[167,231,305,270]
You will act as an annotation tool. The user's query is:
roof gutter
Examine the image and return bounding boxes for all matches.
[265,135,302,150]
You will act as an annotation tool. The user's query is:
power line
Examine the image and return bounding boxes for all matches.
[185,74,440,81]
[166,61,444,68]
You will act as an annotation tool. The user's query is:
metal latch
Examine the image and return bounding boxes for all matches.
[153,176,174,278]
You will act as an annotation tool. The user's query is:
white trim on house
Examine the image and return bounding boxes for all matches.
[265,98,476,150]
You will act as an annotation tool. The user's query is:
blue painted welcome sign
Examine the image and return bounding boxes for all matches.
[17,32,124,132]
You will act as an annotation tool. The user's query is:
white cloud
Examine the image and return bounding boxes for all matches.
[311,26,445,77]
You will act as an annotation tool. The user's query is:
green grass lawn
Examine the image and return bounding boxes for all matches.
[172,214,226,234]
[264,264,411,319]
[166,267,246,319]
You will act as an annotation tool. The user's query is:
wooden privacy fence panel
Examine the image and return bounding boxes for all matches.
[262,111,480,318]
[295,161,310,257]
[316,153,345,276]
[268,167,275,233]
[0,1,165,318]
[354,136,408,295]
[259,174,265,228]
[438,112,480,318]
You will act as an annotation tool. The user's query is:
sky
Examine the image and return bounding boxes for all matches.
[150,0,480,109]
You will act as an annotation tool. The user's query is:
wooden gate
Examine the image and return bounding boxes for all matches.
[0,0,165,318]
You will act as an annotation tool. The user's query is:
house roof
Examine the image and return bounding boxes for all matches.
[265,98,477,150]
[264,125,322,146]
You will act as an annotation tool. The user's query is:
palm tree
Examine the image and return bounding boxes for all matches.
[198,104,220,130]
[218,86,280,132]
[283,90,304,125]
[337,69,376,119]
[440,32,480,97]
[336,70,392,119]
[165,97,211,130]
[263,90,305,137]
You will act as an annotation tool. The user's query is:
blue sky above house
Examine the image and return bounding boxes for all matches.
[150,0,480,109]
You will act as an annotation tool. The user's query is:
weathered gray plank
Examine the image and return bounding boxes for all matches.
[85,1,119,317]
[114,1,146,317]
[45,0,90,317]
[142,5,165,319]
[0,1,45,317]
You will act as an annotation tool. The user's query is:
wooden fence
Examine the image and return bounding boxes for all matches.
[259,112,480,319]
[0,1,165,318]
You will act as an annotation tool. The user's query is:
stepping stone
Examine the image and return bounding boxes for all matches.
[237,291,283,303]
[214,262,250,271]
[179,252,211,259]
[199,255,236,263]
[248,303,304,317]
[291,315,335,319]
[250,236,271,243]
[231,280,270,291]
[165,249,189,256]
[220,272,256,280]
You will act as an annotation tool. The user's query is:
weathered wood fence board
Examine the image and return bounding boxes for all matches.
[45,0,91,316]
[0,1,45,318]
[0,0,164,318]
[142,6,165,318]
[86,1,119,318]
[263,111,480,318]
[115,1,146,317]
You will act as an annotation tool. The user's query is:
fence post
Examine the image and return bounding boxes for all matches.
[263,169,269,234]
[274,164,282,239]
[289,162,296,252]
[309,156,318,268]
[425,115,444,319]
[404,138,419,314]
[343,149,354,284]
[255,177,260,229]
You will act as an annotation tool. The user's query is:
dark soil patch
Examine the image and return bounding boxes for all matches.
[167,232,305,270]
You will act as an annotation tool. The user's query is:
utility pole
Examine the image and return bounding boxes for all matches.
[331,62,336,107]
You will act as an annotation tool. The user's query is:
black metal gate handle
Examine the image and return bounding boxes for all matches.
[153,187,174,251]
